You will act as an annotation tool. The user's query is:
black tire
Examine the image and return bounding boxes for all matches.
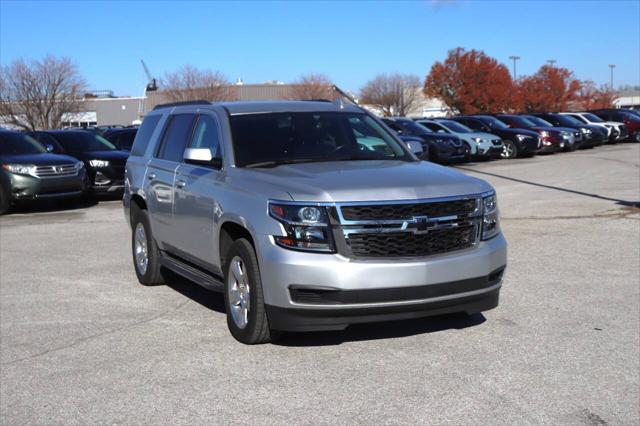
[131,205,164,286]
[462,143,472,162]
[501,139,518,159]
[223,238,274,344]
[0,185,10,215]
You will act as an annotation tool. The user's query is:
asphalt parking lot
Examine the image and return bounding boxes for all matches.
[1,144,639,425]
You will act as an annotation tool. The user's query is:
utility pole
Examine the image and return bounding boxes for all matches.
[608,64,616,91]
[547,59,557,67]
[509,56,521,80]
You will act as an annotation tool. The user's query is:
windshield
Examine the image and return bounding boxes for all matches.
[524,116,553,127]
[502,116,535,128]
[481,116,509,129]
[51,132,117,154]
[0,132,47,155]
[439,120,472,133]
[583,113,604,123]
[553,114,583,126]
[230,112,410,167]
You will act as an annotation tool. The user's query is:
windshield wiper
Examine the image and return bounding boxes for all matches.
[244,158,321,168]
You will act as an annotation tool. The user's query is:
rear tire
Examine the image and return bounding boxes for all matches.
[0,185,10,215]
[131,205,164,286]
[224,238,275,344]
[501,139,518,159]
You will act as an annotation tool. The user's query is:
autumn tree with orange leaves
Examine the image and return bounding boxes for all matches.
[573,80,614,110]
[423,48,515,114]
[517,65,582,112]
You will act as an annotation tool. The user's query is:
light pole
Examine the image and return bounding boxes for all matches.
[509,56,521,80]
[547,59,557,67]
[608,64,616,91]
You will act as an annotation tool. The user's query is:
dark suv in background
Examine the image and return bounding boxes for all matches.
[589,109,640,143]
[102,127,138,151]
[41,130,129,194]
[0,130,87,214]
[494,114,567,153]
[529,113,606,148]
[381,117,466,164]
[450,115,540,159]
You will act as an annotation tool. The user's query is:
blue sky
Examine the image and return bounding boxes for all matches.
[1,0,638,96]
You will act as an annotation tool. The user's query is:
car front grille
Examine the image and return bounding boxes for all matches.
[346,225,477,258]
[34,164,78,178]
[336,196,482,259]
[340,199,477,221]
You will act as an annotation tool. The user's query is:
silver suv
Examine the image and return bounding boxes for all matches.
[123,100,507,344]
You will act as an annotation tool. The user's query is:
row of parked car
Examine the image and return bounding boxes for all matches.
[0,107,638,215]
[382,108,640,163]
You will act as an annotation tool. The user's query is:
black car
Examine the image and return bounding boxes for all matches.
[102,127,138,151]
[381,117,466,164]
[589,109,640,143]
[529,113,606,148]
[41,130,129,194]
[449,115,540,159]
[494,114,567,153]
[0,130,88,214]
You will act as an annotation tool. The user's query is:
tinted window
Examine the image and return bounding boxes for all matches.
[582,113,604,123]
[0,132,46,155]
[461,119,482,130]
[189,115,221,158]
[439,120,471,133]
[28,132,65,153]
[131,115,161,156]
[230,112,408,167]
[116,131,137,151]
[419,122,443,132]
[156,114,196,162]
[49,132,117,154]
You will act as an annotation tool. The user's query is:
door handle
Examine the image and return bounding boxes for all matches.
[176,180,186,189]
[147,173,156,180]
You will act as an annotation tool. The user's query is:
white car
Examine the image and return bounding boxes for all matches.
[416,119,504,159]
[560,112,627,143]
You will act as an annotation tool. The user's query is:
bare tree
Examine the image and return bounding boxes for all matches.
[359,73,421,116]
[287,73,336,100]
[160,65,237,102]
[0,55,87,130]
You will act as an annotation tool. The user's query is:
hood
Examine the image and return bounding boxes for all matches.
[231,160,492,203]
[77,150,129,163]
[497,128,539,137]
[551,126,580,134]
[0,152,80,166]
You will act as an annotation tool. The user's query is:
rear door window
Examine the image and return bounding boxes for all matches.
[156,114,196,162]
[130,115,161,157]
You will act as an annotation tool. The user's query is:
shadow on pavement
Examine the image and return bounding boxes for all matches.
[275,312,486,347]
[455,166,640,208]
[164,272,226,314]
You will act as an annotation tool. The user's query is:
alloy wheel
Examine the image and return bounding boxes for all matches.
[227,256,251,329]
[134,223,149,275]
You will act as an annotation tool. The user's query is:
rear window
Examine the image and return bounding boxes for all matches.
[131,115,161,157]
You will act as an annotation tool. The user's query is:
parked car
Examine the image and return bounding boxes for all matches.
[123,100,507,344]
[41,130,129,194]
[398,135,430,161]
[416,119,503,160]
[518,115,583,151]
[588,109,640,143]
[102,127,138,151]
[529,113,606,148]
[560,112,626,143]
[381,117,466,164]
[0,130,88,214]
[450,115,540,159]
[493,114,566,153]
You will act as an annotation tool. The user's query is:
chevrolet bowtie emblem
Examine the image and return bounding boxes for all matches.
[401,216,436,234]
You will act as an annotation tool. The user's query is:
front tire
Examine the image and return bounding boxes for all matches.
[224,238,274,344]
[0,186,10,215]
[131,206,164,286]
[501,139,518,159]
[462,143,472,162]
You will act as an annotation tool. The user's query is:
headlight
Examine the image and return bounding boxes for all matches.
[269,202,335,252]
[89,159,109,168]
[75,161,84,169]
[481,192,500,240]
[1,164,36,176]
[580,128,592,134]
[539,131,550,138]
[472,137,483,143]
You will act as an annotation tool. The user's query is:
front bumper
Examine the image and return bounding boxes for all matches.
[8,170,88,200]
[256,232,507,331]
[432,144,467,163]
[476,144,504,158]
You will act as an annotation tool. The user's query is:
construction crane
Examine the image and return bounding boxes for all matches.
[140,59,158,92]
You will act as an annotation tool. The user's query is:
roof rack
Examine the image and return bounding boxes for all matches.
[152,100,212,110]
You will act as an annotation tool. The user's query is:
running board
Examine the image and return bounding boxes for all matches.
[160,254,224,292]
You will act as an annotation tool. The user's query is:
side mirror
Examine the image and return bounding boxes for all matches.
[405,141,424,158]
[183,147,222,168]
[45,144,54,152]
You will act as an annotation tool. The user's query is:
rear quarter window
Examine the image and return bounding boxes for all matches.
[130,115,162,157]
